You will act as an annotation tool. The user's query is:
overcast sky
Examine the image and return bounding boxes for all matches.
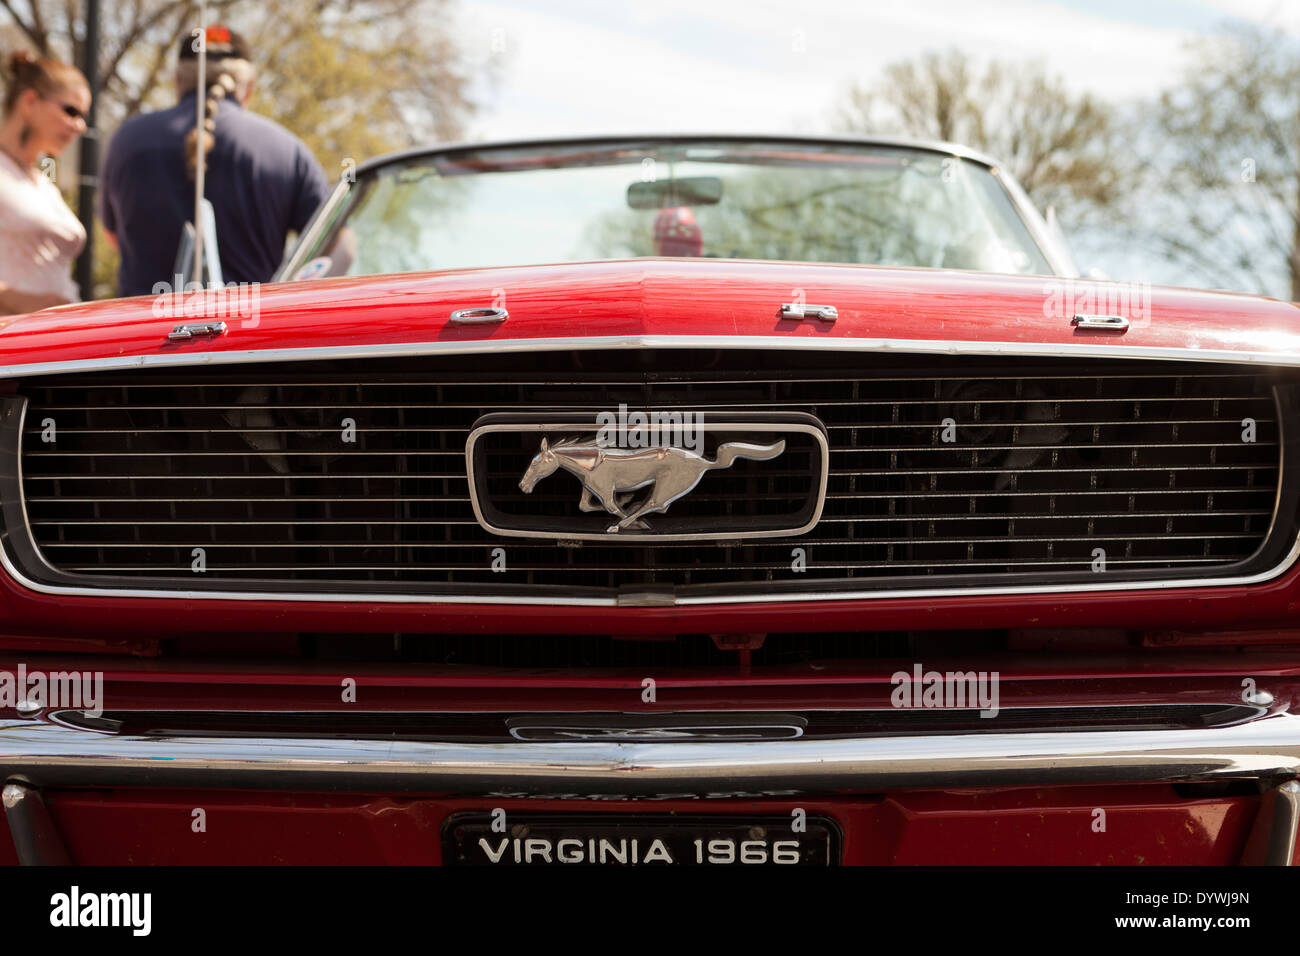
[460,0,1300,140]
[453,0,1299,286]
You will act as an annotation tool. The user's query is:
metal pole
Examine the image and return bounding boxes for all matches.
[193,2,208,288]
[74,0,100,301]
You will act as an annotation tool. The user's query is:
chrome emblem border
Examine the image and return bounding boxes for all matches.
[466,418,829,542]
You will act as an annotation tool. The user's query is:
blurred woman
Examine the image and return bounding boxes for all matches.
[0,50,89,315]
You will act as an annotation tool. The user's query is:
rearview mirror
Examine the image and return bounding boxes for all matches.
[627,177,723,209]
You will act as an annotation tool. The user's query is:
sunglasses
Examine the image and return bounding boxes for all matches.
[43,95,86,122]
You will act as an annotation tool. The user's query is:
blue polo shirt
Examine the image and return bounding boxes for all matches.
[100,92,331,296]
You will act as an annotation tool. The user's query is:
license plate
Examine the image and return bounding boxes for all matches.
[441,813,840,866]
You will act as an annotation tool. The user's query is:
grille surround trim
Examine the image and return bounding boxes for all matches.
[6,333,1300,382]
[1,345,1299,606]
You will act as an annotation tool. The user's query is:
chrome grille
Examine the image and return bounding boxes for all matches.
[8,350,1289,597]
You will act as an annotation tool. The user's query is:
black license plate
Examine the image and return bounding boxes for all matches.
[442,813,840,866]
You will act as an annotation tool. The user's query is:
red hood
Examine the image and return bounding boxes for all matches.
[2,259,1298,373]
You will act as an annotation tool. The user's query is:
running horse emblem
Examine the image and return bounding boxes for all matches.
[518,436,786,534]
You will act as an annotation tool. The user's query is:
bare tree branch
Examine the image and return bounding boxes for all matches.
[0,0,49,50]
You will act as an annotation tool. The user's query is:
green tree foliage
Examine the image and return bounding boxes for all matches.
[1,0,478,140]
[241,0,479,175]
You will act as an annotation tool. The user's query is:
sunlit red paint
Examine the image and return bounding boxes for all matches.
[1,259,1297,865]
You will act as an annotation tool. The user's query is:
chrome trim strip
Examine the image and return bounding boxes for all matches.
[273,177,351,282]
[3,334,1296,606]
[1257,386,1288,568]
[993,166,1078,276]
[349,132,1013,180]
[6,334,1300,381]
[7,539,1293,605]
[11,400,55,585]
[3,714,1299,795]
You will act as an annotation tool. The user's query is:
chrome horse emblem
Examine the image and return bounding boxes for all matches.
[518,436,786,534]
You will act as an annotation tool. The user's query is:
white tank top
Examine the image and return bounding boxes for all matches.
[0,150,86,301]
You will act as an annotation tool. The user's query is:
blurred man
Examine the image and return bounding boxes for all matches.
[653,206,703,257]
[99,24,331,296]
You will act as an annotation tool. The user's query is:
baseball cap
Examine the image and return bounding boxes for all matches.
[178,23,251,60]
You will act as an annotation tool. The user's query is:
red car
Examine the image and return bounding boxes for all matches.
[1,135,1297,866]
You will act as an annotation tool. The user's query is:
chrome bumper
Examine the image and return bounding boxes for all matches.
[3,714,1300,796]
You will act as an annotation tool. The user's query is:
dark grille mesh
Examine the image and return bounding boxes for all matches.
[14,350,1285,595]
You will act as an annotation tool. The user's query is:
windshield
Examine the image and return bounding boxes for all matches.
[288,139,1056,279]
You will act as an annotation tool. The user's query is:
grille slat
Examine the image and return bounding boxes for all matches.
[24,396,1273,411]
[26,441,1264,455]
[12,351,1287,595]
[27,418,1276,435]
[55,558,1244,573]
[29,511,1273,526]
[36,533,1268,549]
[26,489,1273,503]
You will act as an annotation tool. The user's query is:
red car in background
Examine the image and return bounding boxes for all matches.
[0,135,1297,865]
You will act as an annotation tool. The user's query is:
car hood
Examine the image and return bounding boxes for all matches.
[2,258,1299,374]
